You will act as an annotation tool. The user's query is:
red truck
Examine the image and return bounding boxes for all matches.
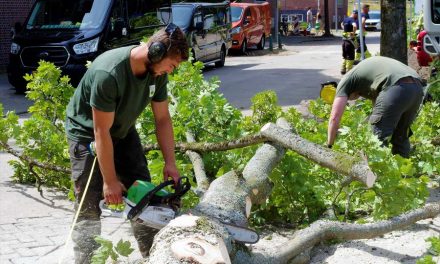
[230,1,271,53]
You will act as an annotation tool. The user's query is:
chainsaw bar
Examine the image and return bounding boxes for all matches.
[219,220,260,244]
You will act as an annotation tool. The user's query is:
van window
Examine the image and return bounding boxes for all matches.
[204,14,215,30]
[26,0,111,30]
[193,13,203,28]
[172,5,194,28]
[128,0,163,28]
[231,6,243,22]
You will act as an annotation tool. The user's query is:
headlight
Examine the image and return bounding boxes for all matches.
[10,42,20,54]
[73,37,99,55]
[230,27,241,35]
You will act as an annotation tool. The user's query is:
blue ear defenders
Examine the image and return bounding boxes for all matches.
[148,23,178,63]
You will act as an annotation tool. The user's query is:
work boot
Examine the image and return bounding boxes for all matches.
[365,50,372,58]
[346,60,355,72]
[340,59,347,75]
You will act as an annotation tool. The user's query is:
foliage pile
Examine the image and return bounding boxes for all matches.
[0,59,438,228]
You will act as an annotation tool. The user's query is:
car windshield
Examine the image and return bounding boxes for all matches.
[231,6,243,22]
[171,6,194,28]
[26,0,111,30]
[368,12,380,20]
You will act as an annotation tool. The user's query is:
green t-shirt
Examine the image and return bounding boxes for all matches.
[66,45,168,142]
[336,56,420,100]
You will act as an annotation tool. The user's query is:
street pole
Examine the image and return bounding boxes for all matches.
[357,0,365,60]
[275,0,279,45]
[335,0,338,32]
[409,0,413,40]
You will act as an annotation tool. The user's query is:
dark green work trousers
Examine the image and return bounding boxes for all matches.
[369,80,424,158]
[68,129,157,264]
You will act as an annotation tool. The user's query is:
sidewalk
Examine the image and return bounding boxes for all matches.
[0,149,142,263]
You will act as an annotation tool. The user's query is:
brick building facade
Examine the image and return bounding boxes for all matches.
[0,0,35,72]
[279,0,348,28]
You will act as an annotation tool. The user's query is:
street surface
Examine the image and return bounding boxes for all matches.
[0,32,390,264]
[205,32,380,109]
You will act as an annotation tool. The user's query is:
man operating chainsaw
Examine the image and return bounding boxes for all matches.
[327,56,424,158]
[65,23,188,263]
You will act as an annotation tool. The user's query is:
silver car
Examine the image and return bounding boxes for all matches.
[365,11,381,31]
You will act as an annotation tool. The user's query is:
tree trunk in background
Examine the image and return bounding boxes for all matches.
[323,0,331,36]
[380,0,407,64]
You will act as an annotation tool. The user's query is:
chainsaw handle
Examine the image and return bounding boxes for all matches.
[99,199,126,218]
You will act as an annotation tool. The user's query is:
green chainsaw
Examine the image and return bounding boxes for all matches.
[99,177,260,244]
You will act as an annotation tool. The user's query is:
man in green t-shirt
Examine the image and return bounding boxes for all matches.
[65,23,188,263]
[327,56,424,158]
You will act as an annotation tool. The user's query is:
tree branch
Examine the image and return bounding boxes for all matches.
[235,202,440,263]
[143,133,266,153]
[0,141,70,174]
[185,131,210,195]
[260,123,377,187]
[277,201,440,262]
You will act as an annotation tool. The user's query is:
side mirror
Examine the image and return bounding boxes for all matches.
[244,16,251,25]
[113,19,125,37]
[195,21,203,31]
[11,22,23,38]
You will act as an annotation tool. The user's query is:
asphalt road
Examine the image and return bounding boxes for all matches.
[203,31,380,110]
[0,32,380,114]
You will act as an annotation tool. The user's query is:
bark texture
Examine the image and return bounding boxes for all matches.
[260,123,376,187]
[143,134,266,153]
[185,131,210,195]
[380,0,407,64]
[146,119,291,262]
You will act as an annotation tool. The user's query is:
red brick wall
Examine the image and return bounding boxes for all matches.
[279,0,347,27]
[0,0,35,72]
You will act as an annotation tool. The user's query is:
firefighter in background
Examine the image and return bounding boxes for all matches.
[355,4,372,60]
[341,10,358,75]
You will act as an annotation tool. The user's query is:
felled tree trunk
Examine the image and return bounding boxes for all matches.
[146,119,290,263]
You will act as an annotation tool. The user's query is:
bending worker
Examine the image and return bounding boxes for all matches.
[65,23,188,263]
[340,10,358,75]
[327,56,424,158]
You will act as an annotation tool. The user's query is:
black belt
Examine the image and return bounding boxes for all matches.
[396,76,419,85]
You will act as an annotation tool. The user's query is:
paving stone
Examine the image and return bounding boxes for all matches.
[11,256,39,264]
[16,247,37,257]
[31,245,58,257]
[17,234,36,243]
[0,239,20,247]
[0,253,20,261]
[1,224,21,234]
[0,245,14,255]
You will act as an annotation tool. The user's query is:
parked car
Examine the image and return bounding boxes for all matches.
[8,0,172,93]
[365,10,381,31]
[169,1,232,67]
[230,1,271,53]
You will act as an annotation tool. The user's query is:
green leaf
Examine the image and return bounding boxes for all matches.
[115,239,135,257]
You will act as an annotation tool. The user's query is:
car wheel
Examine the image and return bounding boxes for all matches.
[257,35,265,50]
[215,46,226,67]
[241,39,247,54]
